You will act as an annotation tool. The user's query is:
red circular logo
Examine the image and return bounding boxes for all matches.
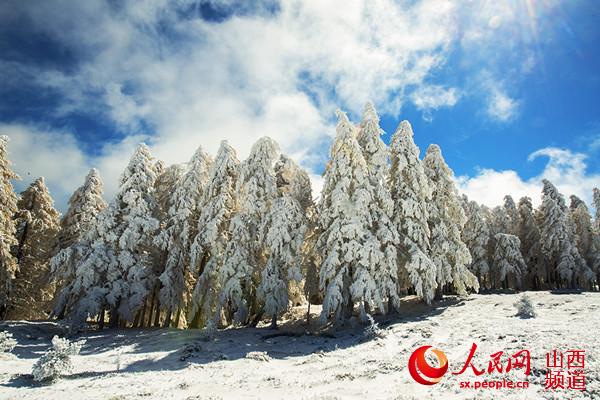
[408,345,448,385]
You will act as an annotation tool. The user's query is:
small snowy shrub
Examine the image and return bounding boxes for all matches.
[363,314,386,340]
[245,351,271,361]
[32,336,85,382]
[514,294,537,319]
[0,331,17,352]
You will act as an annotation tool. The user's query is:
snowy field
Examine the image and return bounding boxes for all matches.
[1,291,599,400]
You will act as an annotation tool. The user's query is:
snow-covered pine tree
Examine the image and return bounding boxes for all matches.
[462,200,491,289]
[389,120,437,303]
[423,144,479,297]
[273,154,315,308]
[503,195,519,235]
[6,178,60,320]
[188,141,239,328]
[50,169,107,317]
[594,188,600,232]
[155,147,212,327]
[538,179,592,288]
[516,197,544,289]
[318,110,385,323]
[59,207,117,327]
[217,137,279,326]
[592,188,600,285]
[144,163,185,328]
[0,136,19,319]
[258,193,306,328]
[355,103,401,312]
[569,195,599,286]
[492,233,526,290]
[104,144,159,325]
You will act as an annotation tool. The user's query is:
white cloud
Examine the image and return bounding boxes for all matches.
[457,147,600,208]
[487,87,519,122]
[410,85,459,112]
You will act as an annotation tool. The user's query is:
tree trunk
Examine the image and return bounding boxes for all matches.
[174,307,182,328]
[306,302,311,326]
[147,287,156,327]
[153,296,161,327]
[163,310,172,328]
[109,307,119,329]
[98,308,105,330]
[270,314,278,330]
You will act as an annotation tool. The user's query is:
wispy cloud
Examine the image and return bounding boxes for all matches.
[487,87,519,122]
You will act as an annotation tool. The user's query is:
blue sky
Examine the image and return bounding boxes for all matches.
[1,0,599,211]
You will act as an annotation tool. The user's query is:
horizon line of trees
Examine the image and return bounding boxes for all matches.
[0,103,599,330]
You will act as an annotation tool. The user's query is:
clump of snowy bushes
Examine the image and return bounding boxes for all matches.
[514,294,537,319]
[0,331,17,352]
[32,335,85,382]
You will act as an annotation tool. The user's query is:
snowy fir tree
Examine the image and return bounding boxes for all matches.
[503,195,519,235]
[355,103,401,311]
[492,233,527,290]
[6,178,60,320]
[104,144,160,325]
[516,197,544,289]
[592,188,600,283]
[462,200,491,288]
[538,180,592,288]
[155,147,212,327]
[217,137,279,326]
[258,194,306,327]
[389,120,436,303]
[318,111,388,323]
[188,141,239,328]
[423,144,479,298]
[0,136,19,319]
[569,195,600,282]
[273,154,315,307]
[50,169,107,317]
[57,208,117,327]
[144,163,185,327]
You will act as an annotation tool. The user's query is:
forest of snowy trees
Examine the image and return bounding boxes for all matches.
[1,103,599,330]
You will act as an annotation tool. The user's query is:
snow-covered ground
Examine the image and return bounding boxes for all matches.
[1,291,598,400]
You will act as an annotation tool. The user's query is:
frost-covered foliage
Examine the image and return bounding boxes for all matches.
[156,147,212,326]
[423,145,479,297]
[356,103,401,313]
[0,331,17,352]
[503,195,519,235]
[188,141,239,328]
[363,313,386,340]
[514,294,536,319]
[592,188,600,282]
[50,169,107,317]
[59,208,116,326]
[0,136,19,319]
[218,137,279,325]
[7,178,60,320]
[32,336,84,382]
[318,110,391,323]
[493,233,526,289]
[516,197,544,289]
[258,156,311,325]
[389,120,436,303]
[462,200,491,288]
[569,195,599,282]
[62,144,159,326]
[106,144,160,322]
[539,180,593,288]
